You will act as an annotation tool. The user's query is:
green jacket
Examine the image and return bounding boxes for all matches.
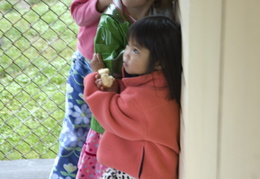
[91,3,133,133]
[94,3,133,78]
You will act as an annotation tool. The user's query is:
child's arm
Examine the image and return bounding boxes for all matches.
[70,0,111,26]
[84,74,146,140]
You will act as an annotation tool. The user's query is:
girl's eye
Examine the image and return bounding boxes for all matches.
[133,48,139,54]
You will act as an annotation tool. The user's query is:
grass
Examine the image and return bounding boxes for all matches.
[0,0,78,160]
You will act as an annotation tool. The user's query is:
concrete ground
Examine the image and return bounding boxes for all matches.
[0,159,54,179]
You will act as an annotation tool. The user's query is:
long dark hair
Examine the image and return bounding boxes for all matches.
[127,16,182,104]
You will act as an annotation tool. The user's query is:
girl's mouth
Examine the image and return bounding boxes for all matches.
[123,61,128,67]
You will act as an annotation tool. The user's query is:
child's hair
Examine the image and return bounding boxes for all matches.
[127,16,182,104]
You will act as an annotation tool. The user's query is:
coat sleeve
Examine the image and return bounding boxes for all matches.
[70,0,101,26]
[84,73,147,141]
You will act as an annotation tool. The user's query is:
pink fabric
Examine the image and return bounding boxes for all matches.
[76,129,108,179]
[84,71,180,179]
[70,0,101,59]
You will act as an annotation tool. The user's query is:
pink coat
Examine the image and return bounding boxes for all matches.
[84,71,180,179]
[71,0,101,59]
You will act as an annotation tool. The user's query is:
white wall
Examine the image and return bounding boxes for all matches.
[219,0,260,178]
[179,0,260,179]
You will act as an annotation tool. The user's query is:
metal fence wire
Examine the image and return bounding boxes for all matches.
[0,0,78,160]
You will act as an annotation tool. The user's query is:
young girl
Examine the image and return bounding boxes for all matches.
[49,1,112,178]
[76,0,175,178]
[84,15,182,179]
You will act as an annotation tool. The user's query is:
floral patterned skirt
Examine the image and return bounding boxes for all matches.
[49,50,92,179]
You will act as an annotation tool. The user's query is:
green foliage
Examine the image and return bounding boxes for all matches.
[0,0,78,160]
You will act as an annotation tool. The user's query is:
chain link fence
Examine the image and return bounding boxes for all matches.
[0,0,78,160]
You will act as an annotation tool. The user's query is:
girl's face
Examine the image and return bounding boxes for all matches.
[123,39,150,75]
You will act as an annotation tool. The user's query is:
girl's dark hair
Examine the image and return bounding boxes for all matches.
[127,16,182,104]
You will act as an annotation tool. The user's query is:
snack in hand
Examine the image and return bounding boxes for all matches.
[98,68,115,88]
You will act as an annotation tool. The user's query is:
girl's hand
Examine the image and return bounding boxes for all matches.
[90,53,105,72]
[95,74,118,92]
